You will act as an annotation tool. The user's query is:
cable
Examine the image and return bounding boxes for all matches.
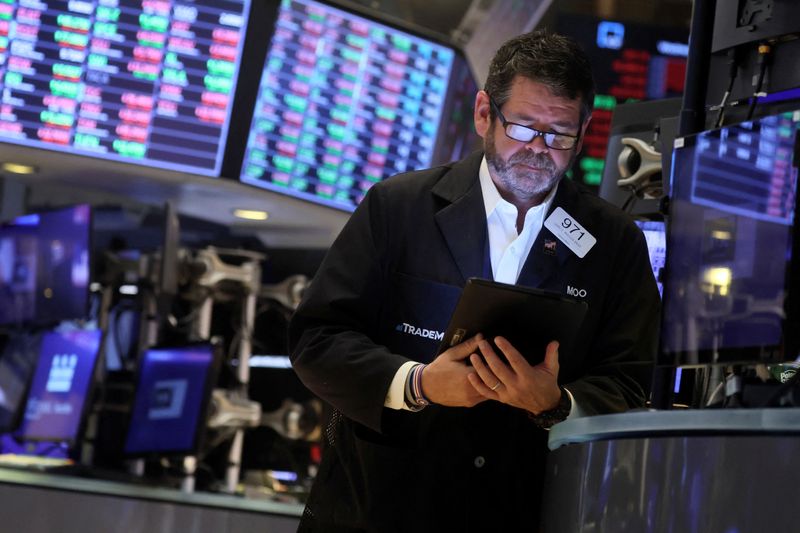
[746,43,772,121]
[714,48,740,129]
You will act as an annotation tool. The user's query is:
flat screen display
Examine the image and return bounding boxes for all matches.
[239,0,456,210]
[634,219,667,297]
[660,110,800,365]
[124,344,217,455]
[17,328,102,443]
[0,204,91,326]
[0,0,250,176]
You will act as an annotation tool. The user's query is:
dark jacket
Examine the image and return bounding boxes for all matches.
[289,151,660,532]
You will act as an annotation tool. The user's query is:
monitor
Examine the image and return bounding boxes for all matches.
[124,343,219,456]
[0,333,40,433]
[660,109,800,366]
[555,14,689,188]
[0,1,251,176]
[634,219,667,297]
[238,0,462,211]
[0,204,92,326]
[16,328,103,443]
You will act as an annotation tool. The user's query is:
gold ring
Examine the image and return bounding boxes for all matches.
[490,381,501,391]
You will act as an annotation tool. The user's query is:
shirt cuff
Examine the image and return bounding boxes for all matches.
[564,387,585,420]
[384,360,419,410]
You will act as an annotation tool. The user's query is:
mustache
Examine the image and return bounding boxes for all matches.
[507,152,556,171]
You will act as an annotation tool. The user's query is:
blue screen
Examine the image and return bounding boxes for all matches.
[661,110,800,364]
[634,219,667,297]
[124,344,215,455]
[0,204,91,326]
[17,329,102,442]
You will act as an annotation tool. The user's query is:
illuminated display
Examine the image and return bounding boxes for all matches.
[240,0,455,211]
[0,0,250,176]
[661,110,800,364]
[558,14,688,187]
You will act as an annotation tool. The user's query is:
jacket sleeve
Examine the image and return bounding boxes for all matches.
[288,185,407,433]
[566,221,660,415]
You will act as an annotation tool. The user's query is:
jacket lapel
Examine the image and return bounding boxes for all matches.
[432,152,487,284]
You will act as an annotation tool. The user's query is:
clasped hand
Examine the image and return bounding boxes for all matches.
[421,334,562,414]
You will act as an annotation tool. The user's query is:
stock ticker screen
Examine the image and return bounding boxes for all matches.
[557,14,689,188]
[239,0,456,211]
[661,110,800,364]
[0,0,250,176]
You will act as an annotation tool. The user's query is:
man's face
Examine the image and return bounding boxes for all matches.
[475,76,590,204]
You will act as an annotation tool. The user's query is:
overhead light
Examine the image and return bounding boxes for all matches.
[233,208,269,221]
[1,162,38,175]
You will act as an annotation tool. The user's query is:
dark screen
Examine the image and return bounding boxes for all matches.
[634,219,667,297]
[17,329,102,442]
[0,1,250,176]
[660,110,800,365]
[124,344,216,455]
[238,0,459,211]
[0,204,91,326]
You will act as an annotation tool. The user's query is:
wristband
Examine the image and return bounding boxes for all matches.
[404,363,430,411]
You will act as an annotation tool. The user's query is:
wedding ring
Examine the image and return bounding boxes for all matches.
[490,381,501,391]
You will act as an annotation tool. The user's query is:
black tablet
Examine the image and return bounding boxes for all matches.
[437,278,589,365]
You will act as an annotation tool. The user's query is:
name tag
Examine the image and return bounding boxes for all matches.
[544,207,597,258]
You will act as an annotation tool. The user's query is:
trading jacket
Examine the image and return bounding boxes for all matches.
[289,150,660,532]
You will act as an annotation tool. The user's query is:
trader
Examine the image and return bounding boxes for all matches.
[289,30,660,532]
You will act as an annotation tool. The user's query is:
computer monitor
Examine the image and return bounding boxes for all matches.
[0,204,92,326]
[124,343,220,456]
[238,0,466,211]
[0,1,251,176]
[0,333,40,433]
[659,109,800,366]
[634,219,667,297]
[16,329,103,444]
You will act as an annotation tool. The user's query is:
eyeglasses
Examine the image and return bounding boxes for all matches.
[489,96,580,150]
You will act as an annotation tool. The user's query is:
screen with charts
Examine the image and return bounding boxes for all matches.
[239,0,457,211]
[124,344,218,456]
[556,14,688,188]
[634,219,666,297]
[0,204,91,326]
[0,0,250,176]
[660,110,800,365]
[16,328,102,443]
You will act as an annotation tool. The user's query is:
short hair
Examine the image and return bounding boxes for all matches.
[484,30,595,124]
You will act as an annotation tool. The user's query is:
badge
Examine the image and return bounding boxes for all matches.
[543,239,557,256]
[544,207,597,258]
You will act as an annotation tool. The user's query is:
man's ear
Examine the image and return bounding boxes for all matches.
[574,115,592,155]
[474,90,492,139]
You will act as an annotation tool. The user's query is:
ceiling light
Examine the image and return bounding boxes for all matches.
[233,208,269,221]
[1,162,38,175]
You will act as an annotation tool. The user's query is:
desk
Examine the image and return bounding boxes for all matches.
[0,467,302,533]
[542,409,800,532]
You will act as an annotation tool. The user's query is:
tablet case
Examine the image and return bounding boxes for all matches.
[437,278,589,365]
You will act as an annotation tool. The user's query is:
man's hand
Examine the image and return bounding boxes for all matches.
[421,334,487,407]
[467,337,562,414]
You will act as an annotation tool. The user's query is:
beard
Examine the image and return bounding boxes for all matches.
[485,123,573,201]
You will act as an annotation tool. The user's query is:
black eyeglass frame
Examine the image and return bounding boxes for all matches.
[488,96,581,150]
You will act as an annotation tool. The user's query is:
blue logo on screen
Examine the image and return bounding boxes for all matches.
[597,21,625,50]
[147,379,187,420]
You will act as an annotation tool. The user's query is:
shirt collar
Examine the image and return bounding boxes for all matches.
[478,155,559,220]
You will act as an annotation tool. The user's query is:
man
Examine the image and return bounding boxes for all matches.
[289,30,660,532]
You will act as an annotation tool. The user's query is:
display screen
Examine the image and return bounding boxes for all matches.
[239,0,456,210]
[557,14,689,188]
[660,110,800,365]
[124,344,217,455]
[0,204,91,326]
[634,219,666,297]
[0,0,250,176]
[17,329,102,442]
